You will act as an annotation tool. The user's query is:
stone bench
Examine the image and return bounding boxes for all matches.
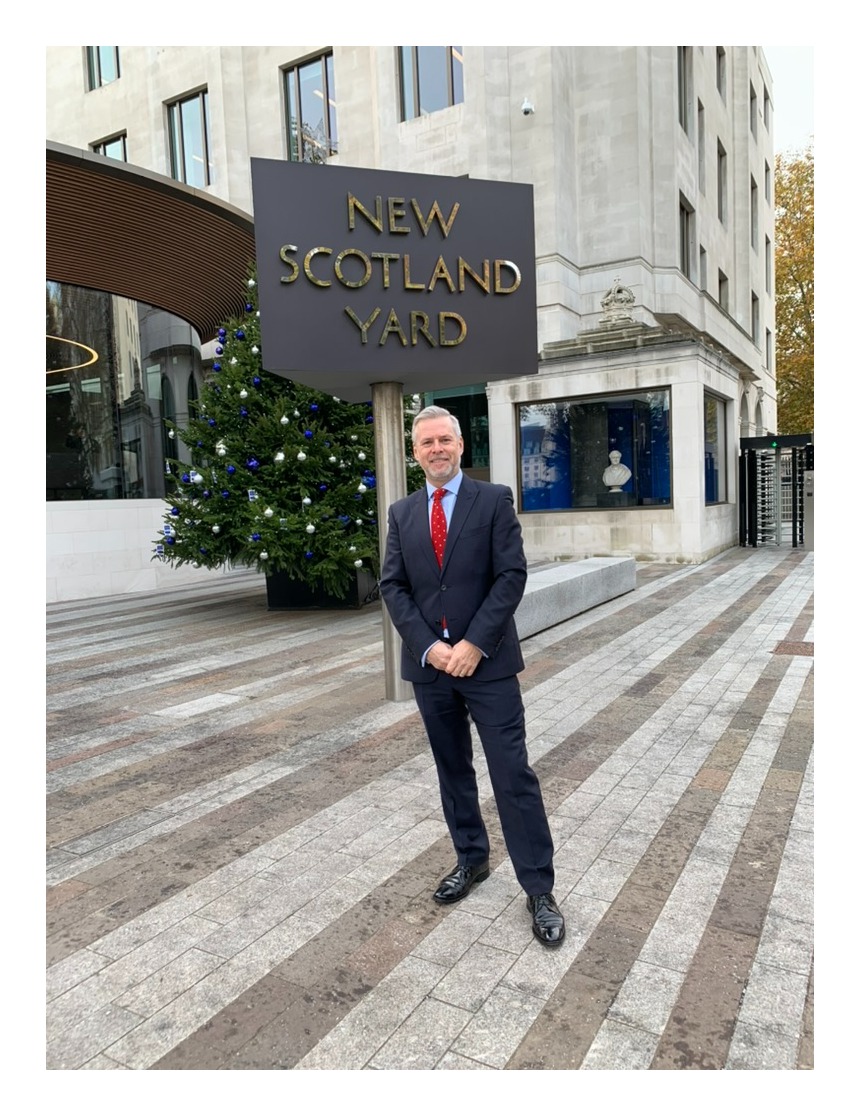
[515,557,636,639]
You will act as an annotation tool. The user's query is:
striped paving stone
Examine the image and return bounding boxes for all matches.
[45,548,813,1070]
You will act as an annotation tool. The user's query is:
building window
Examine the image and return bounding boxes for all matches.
[751,291,760,344]
[766,328,773,371]
[704,393,727,504]
[750,82,758,137]
[716,47,726,99]
[765,160,772,204]
[697,101,706,190]
[677,46,693,134]
[518,390,672,511]
[424,387,488,471]
[92,134,127,161]
[679,195,695,280]
[86,47,120,90]
[284,52,338,162]
[750,175,759,249]
[764,88,772,131]
[717,141,728,224]
[765,236,772,294]
[46,283,203,502]
[167,90,212,187]
[399,46,464,120]
[699,246,708,292]
[718,270,729,311]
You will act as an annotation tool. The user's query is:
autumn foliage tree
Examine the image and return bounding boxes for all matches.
[774,144,814,434]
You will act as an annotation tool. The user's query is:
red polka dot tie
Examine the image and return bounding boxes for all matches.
[431,487,448,567]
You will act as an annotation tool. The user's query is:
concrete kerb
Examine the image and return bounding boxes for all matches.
[515,557,636,639]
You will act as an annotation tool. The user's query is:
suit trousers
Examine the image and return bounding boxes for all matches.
[412,671,555,896]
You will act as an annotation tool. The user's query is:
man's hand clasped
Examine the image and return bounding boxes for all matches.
[426,639,482,678]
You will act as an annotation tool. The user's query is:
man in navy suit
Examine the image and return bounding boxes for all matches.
[380,406,564,946]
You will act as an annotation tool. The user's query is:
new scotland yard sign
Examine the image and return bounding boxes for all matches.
[250,159,537,402]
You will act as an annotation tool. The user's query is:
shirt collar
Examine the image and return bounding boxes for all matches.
[426,471,463,501]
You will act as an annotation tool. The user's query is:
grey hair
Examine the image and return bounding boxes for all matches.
[411,405,462,440]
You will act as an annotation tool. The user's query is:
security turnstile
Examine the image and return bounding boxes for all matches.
[739,435,813,549]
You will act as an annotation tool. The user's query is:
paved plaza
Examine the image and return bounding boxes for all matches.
[46,546,813,1071]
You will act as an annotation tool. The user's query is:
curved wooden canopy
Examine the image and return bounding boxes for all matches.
[46,142,256,342]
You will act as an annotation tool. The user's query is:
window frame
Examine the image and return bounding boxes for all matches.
[167,89,213,188]
[91,133,127,162]
[716,47,726,100]
[677,46,693,135]
[704,392,727,505]
[679,194,696,280]
[717,140,728,225]
[86,46,120,90]
[398,46,464,121]
[517,388,673,513]
[283,51,338,163]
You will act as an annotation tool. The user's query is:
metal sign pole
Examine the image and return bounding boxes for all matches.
[372,381,412,702]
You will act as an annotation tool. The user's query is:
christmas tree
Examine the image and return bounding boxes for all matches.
[155,272,422,599]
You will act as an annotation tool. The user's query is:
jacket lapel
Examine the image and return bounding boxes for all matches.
[441,475,477,573]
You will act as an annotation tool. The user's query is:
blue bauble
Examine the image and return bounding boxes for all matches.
[215,346,223,355]
[170,507,180,516]
[166,536,175,545]
[200,547,208,554]
[304,429,313,438]
[213,362,221,371]
[253,376,261,386]
[221,490,230,498]
[235,329,245,340]
[240,407,249,417]
[365,416,374,423]
[252,532,261,541]
[181,473,190,483]
[245,303,253,312]
[202,490,211,498]
[247,458,259,470]
[227,465,236,475]
[305,551,314,559]
[208,418,216,426]
[319,484,327,492]
[310,403,319,411]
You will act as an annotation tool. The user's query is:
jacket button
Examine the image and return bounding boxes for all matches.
[441,585,447,591]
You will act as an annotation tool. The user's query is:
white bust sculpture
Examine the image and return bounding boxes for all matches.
[602,450,631,492]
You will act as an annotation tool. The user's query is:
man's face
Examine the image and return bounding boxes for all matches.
[413,416,464,487]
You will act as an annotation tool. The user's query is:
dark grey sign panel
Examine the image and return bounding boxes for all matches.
[251,159,537,401]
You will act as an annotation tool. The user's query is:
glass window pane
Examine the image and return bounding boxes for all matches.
[98,46,118,84]
[519,391,671,511]
[452,46,464,104]
[400,47,417,120]
[417,46,449,115]
[180,97,206,187]
[298,59,326,162]
[326,54,338,154]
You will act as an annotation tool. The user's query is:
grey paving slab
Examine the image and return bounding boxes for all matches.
[45,548,814,1071]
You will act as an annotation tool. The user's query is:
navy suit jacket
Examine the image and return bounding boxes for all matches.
[380,474,527,684]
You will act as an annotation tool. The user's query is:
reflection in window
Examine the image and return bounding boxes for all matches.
[92,133,127,161]
[46,282,202,501]
[86,47,120,90]
[518,391,671,511]
[704,393,727,504]
[399,46,464,121]
[284,52,338,162]
[167,90,213,187]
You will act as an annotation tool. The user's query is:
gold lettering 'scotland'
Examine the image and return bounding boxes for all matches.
[304,247,332,287]
[428,256,456,293]
[279,245,299,283]
[494,260,522,294]
[334,249,373,289]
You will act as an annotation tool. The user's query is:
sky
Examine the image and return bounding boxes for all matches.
[762,46,814,154]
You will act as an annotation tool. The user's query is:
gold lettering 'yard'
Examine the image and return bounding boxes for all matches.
[345,307,467,347]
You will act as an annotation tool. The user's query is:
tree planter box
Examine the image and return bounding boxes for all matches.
[265,567,378,611]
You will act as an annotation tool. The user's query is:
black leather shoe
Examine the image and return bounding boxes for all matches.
[433,861,490,904]
[527,892,565,945]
